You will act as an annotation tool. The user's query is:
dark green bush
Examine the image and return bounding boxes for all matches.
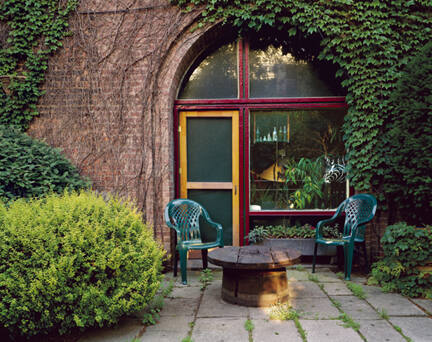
[369,223,432,298]
[0,191,165,338]
[0,126,90,202]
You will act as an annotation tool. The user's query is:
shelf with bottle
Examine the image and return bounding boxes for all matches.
[253,125,289,143]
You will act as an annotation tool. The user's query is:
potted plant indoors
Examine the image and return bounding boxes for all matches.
[246,224,342,256]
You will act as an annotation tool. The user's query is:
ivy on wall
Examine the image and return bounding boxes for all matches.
[0,0,78,129]
[172,0,432,224]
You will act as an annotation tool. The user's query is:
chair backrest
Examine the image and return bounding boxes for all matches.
[340,194,377,239]
[164,198,203,242]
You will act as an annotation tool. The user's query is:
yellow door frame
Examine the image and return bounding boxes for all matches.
[179,110,240,246]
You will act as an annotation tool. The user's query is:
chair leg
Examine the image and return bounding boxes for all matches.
[312,242,318,273]
[173,250,178,277]
[201,249,208,269]
[179,249,188,285]
[345,244,354,281]
[362,242,369,274]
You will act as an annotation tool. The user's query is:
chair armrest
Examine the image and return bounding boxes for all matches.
[201,209,224,247]
[315,200,345,239]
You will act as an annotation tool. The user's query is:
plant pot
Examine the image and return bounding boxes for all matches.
[262,238,337,256]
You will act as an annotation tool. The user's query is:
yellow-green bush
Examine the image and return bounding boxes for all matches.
[0,191,164,338]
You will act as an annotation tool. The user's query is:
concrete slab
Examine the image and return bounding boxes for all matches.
[356,319,406,342]
[144,315,193,333]
[334,295,381,320]
[192,317,249,341]
[411,298,432,315]
[138,330,188,342]
[248,306,273,320]
[164,270,203,287]
[299,319,364,342]
[322,282,353,296]
[310,270,344,283]
[288,280,327,298]
[286,270,310,281]
[252,319,302,342]
[363,286,427,316]
[159,297,199,317]
[77,318,143,342]
[169,284,203,299]
[389,317,432,342]
[288,297,340,319]
[197,283,249,318]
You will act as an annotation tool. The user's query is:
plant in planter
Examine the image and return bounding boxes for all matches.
[246,224,342,256]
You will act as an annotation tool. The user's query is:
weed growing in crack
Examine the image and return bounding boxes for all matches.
[199,269,213,291]
[346,282,366,299]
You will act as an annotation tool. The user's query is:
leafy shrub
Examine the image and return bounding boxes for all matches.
[0,126,90,202]
[0,191,165,338]
[369,223,432,298]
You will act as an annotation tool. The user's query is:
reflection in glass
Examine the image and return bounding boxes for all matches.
[249,109,347,211]
[249,45,337,98]
[178,43,238,99]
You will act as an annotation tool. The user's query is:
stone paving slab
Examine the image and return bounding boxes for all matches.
[77,318,143,342]
[299,319,364,342]
[252,319,302,342]
[322,282,353,296]
[159,297,199,317]
[169,284,202,299]
[287,280,328,298]
[309,270,345,283]
[286,269,310,281]
[389,317,432,342]
[197,283,249,318]
[288,297,340,319]
[363,286,427,316]
[356,319,406,342]
[192,317,249,342]
[334,295,381,320]
[411,298,432,315]
[141,315,191,341]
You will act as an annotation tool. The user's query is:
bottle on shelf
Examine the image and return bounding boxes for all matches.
[256,127,260,143]
[278,127,283,141]
[283,126,287,142]
[272,127,277,141]
[267,132,271,141]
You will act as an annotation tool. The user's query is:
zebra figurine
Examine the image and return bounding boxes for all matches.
[324,156,346,183]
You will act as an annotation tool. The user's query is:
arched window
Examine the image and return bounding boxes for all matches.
[175,38,348,245]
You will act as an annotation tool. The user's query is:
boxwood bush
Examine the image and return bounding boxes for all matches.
[369,223,432,298]
[0,126,90,202]
[0,191,164,338]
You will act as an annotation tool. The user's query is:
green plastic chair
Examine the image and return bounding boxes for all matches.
[164,198,224,284]
[312,194,377,280]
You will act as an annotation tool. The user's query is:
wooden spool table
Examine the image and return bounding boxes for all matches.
[208,245,301,307]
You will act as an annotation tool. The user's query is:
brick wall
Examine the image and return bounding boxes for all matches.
[27,0,390,260]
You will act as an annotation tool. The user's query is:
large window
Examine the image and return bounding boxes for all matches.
[176,38,347,222]
[249,109,347,211]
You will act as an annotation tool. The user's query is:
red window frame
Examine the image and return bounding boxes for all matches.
[174,39,348,245]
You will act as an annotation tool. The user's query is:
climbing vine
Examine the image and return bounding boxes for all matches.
[172,0,432,225]
[0,0,78,129]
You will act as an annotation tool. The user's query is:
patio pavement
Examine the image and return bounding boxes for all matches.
[77,263,432,342]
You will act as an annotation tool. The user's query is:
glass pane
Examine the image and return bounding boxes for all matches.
[249,109,347,211]
[249,45,338,98]
[188,189,233,245]
[178,43,238,99]
[187,117,232,182]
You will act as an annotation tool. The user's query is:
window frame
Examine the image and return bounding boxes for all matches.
[174,38,349,244]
